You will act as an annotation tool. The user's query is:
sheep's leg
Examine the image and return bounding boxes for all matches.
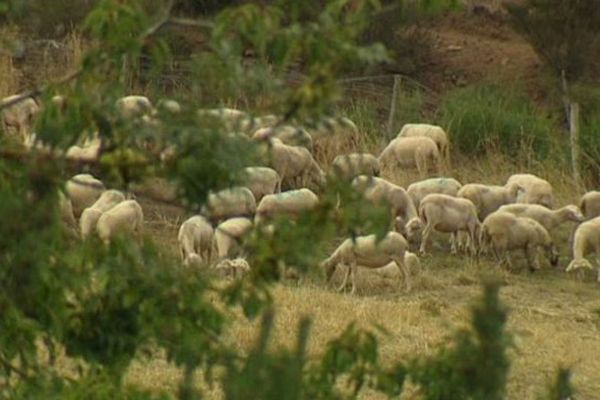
[419,223,433,255]
[393,255,410,292]
[338,264,350,292]
[450,232,458,255]
[349,260,359,295]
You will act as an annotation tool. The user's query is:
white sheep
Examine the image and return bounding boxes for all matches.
[321,231,410,294]
[156,99,181,114]
[505,173,554,208]
[65,174,106,217]
[80,190,126,238]
[205,186,256,222]
[482,211,559,271]
[1,95,40,141]
[330,153,380,181]
[406,177,463,209]
[413,193,481,255]
[497,203,583,232]
[240,167,280,202]
[579,191,600,220]
[265,138,325,191]
[58,190,78,236]
[397,123,450,166]
[197,107,255,133]
[115,95,154,119]
[457,182,521,220]
[307,116,359,140]
[96,200,144,244]
[352,175,418,235]
[177,215,214,266]
[66,137,102,162]
[213,217,253,259]
[566,216,600,282]
[378,136,442,178]
[255,188,319,224]
[253,125,314,150]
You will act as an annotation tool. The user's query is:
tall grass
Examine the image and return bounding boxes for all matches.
[437,84,556,159]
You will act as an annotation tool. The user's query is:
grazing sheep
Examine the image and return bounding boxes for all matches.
[115,95,154,119]
[378,136,441,178]
[213,217,253,259]
[265,138,325,191]
[415,194,481,255]
[177,215,214,266]
[255,188,319,224]
[197,107,254,133]
[253,125,314,150]
[307,116,359,140]
[1,95,40,141]
[352,175,418,235]
[566,216,600,281]
[65,174,106,217]
[482,211,559,271]
[80,190,126,238]
[407,177,463,209]
[330,153,380,181]
[505,173,554,209]
[215,258,251,279]
[497,203,583,232]
[205,186,256,223]
[321,231,410,294]
[96,200,144,244]
[404,251,421,275]
[457,183,522,220]
[579,191,600,220]
[157,99,181,114]
[397,123,450,166]
[240,167,280,202]
[66,137,102,162]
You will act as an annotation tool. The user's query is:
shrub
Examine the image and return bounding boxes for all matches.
[437,84,555,158]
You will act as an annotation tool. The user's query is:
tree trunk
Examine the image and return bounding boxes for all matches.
[387,74,401,139]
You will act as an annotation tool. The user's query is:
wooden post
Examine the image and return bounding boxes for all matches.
[387,75,401,138]
[570,102,582,191]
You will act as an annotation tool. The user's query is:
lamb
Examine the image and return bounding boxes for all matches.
[397,123,450,166]
[413,193,481,255]
[505,173,554,208]
[352,175,418,235]
[240,167,280,202]
[205,186,256,223]
[157,99,181,114]
[1,95,40,141]
[80,190,126,238]
[321,231,410,294]
[407,177,463,209]
[65,174,106,217]
[565,216,600,282]
[378,136,441,178]
[213,217,253,259]
[579,191,600,220]
[96,200,144,244]
[457,183,522,220]
[497,203,584,232]
[330,153,380,181]
[253,125,313,150]
[65,137,102,162]
[115,95,154,119]
[255,188,319,224]
[177,215,214,266]
[265,138,325,191]
[481,211,559,271]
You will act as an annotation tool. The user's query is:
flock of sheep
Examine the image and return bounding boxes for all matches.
[3,92,600,292]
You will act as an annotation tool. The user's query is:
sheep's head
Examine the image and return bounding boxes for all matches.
[563,205,584,222]
[405,217,424,242]
[566,258,594,273]
[184,254,203,268]
[321,259,336,282]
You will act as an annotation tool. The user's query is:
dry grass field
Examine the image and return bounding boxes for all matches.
[3,6,600,399]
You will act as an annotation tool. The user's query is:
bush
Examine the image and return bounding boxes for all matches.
[437,84,555,158]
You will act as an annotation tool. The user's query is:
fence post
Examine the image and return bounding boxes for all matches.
[570,102,582,191]
[387,75,401,138]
